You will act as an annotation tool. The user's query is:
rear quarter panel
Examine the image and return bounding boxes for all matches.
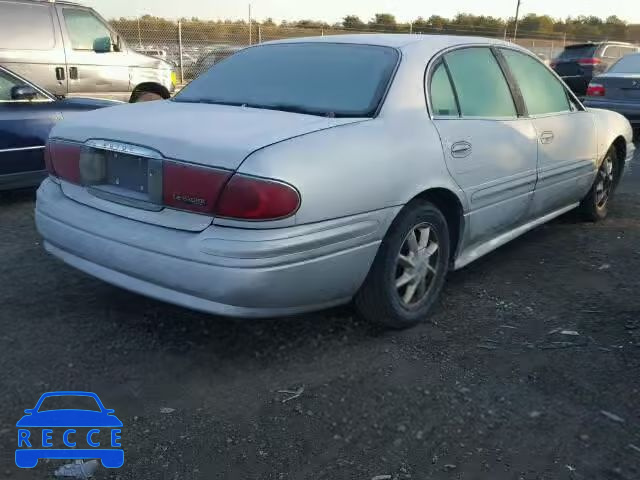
[236,113,465,226]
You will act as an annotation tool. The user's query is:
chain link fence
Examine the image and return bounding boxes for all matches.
[110,19,629,85]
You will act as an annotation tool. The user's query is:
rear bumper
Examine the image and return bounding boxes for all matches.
[584,99,640,125]
[36,179,395,318]
[0,170,47,191]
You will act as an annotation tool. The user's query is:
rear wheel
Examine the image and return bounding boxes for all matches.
[355,201,450,329]
[579,146,619,222]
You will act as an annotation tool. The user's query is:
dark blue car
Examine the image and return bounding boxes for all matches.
[16,391,124,468]
[0,65,118,190]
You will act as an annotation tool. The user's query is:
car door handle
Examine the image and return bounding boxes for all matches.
[55,67,65,81]
[451,141,472,158]
[69,67,78,80]
[540,131,554,144]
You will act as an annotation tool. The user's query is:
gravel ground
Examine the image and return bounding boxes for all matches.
[1,147,639,480]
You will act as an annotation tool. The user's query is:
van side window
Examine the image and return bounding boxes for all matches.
[0,3,55,50]
[62,9,114,51]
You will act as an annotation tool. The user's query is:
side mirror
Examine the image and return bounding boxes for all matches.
[93,36,112,53]
[11,85,38,101]
[23,409,34,414]
[105,409,115,414]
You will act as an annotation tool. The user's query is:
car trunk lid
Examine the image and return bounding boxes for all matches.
[50,101,365,231]
[595,74,640,101]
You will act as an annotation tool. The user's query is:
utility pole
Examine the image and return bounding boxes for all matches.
[513,0,522,41]
[248,4,252,45]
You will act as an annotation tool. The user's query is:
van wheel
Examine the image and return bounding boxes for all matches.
[130,91,163,103]
[579,146,619,222]
[355,200,450,329]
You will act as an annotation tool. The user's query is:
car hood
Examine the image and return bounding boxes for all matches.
[128,50,173,70]
[16,410,123,428]
[49,100,367,170]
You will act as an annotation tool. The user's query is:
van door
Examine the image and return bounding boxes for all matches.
[0,0,67,96]
[55,5,130,101]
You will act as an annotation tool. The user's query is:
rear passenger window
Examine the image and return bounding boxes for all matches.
[603,46,621,58]
[429,62,459,117]
[444,48,517,118]
[501,49,570,116]
[0,3,55,50]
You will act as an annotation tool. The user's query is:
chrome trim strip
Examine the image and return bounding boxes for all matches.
[0,145,45,153]
[84,139,163,159]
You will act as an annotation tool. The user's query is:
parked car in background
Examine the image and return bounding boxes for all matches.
[0,65,118,190]
[584,53,640,135]
[185,46,244,81]
[551,41,639,96]
[35,35,634,329]
[0,0,176,102]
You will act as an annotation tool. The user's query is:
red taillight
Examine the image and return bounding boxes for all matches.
[578,57,602,67]
[587,83,605,97]
[162,161,231,214]
[46,140,81,184]
[215,175,300,220]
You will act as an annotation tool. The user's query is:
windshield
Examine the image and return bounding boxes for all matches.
[557,44,597,61]
[38,395,101,412]
[174,43,399,117]
[609,54,640,74]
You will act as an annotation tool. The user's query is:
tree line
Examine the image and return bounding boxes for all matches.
[111,13,640,43]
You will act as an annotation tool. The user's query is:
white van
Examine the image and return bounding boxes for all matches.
[0,0,176,102]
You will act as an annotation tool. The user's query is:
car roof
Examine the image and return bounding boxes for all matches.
[6,0,82,6]
[564,41,637,48]
[262,34,516,58]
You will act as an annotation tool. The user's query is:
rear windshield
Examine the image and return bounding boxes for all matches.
[609,54,640,74]
[174,43,399,117]
[557,45,597,60]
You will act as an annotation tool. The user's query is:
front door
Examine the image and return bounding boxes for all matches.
[429,47,538,248]
[498,48,598,215]
[56,6,130,100]
[0,68,59,188]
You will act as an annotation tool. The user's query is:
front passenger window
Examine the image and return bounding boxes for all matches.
[62,9,114,51]
[501,49,570,116]
[444,48,517,118]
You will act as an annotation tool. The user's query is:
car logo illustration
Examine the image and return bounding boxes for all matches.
[15,391,123,469]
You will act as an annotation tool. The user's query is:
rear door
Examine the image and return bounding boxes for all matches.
[0,68,59,185]
[499,48,598,216]
[429,47,538,247]
[55,5,130,99]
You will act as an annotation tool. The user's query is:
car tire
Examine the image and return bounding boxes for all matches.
[355,200,450,329]
[579,146,619,222]
[130,91,163,103]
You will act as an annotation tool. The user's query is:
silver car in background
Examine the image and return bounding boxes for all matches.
[0,0,176,102]
[35,35,634,329]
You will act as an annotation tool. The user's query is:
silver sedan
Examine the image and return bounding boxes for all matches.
[36,34,635,329]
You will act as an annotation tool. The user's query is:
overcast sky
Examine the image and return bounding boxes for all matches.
[81,0,639,24]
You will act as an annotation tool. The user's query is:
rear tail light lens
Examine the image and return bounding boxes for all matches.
[587,83,605,97]
[215,175,300,220]
[162,161,231,214]
[45,140,81,184]
[578,57,602,67]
